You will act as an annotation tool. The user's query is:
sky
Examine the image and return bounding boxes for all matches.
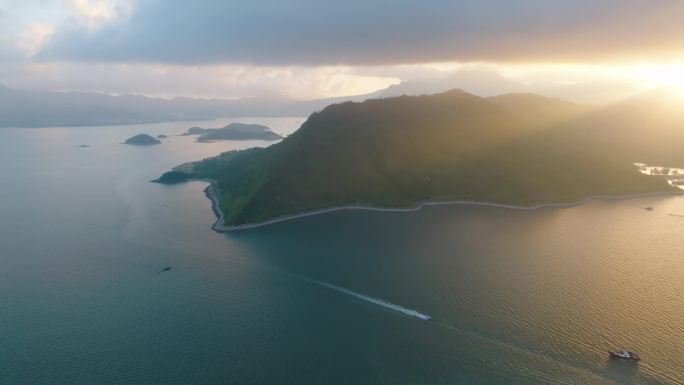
[1,0,684,102]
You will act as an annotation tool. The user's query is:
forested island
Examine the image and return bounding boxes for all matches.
[125,134,161,145]
[182,123,282,141]
[158,89,684,227]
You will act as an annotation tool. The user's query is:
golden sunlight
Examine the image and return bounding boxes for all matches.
[629,62,684,92]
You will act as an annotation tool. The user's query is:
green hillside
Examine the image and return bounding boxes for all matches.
[160,90,677,226]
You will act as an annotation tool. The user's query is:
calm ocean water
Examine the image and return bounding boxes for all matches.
[1,120,684,385]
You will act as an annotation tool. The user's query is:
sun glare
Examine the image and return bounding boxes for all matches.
[630,63,684,94]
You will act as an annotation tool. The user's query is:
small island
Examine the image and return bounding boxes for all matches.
[124,134,161,145]
[187,127,212,135]
[183,123,283,142]
[157,134,168,139]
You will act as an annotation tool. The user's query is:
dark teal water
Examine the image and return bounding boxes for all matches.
[2,121,684,385]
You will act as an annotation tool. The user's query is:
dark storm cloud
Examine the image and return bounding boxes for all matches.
[38,0,684,65]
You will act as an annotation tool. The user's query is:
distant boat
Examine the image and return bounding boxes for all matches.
[609,350,640,361]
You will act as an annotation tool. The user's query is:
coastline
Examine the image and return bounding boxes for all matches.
[203,182,226,230]
[197,180,683,232]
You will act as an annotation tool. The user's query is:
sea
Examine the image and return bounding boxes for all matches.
[2,118,684,385]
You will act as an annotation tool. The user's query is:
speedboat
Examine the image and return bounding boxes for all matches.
[609,350,640,361]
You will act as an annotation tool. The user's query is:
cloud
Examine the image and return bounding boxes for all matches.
[36,0,684,65]
[0,0,134,59]
[65,0,135,30]
[16,23,55,56]
[0,0,673,103]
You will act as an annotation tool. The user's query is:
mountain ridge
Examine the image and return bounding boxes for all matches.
[159,89,677,226]
[0,84,378,128]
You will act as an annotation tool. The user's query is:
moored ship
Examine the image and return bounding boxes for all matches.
[609,350,640,361]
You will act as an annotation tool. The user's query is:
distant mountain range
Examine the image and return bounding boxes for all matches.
[0,83,376,128]
[377,70,525,98]
[0,71,556,128]
[160,89,683,226]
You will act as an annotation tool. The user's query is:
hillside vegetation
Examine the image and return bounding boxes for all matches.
[160,89,680,225]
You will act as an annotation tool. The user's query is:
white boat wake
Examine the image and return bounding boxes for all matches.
[310,279,432,321]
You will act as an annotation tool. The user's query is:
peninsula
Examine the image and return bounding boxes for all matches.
[158,89,682,227]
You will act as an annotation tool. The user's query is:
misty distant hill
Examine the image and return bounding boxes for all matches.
[378,70,525,98]
[553,88,684,168]
[0,84,374,128]
[0,85,206,127]
[0,71,548,128]
[162,89,679,226]
[0,71,543,128]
